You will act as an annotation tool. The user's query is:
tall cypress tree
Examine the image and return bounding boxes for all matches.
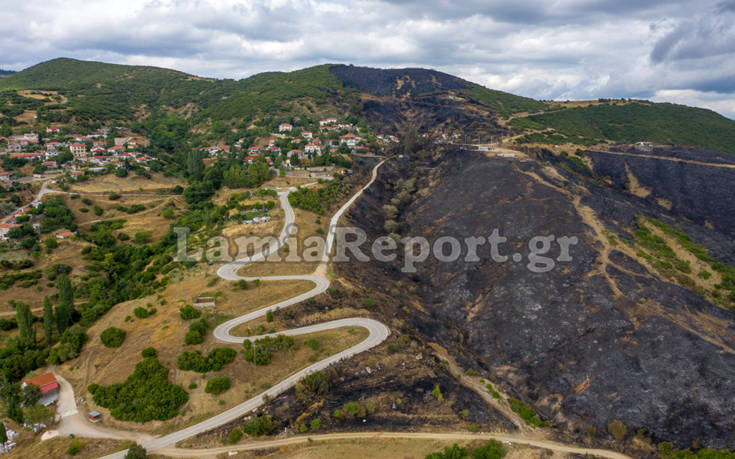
[0,422,7,444]
[14,302,34,344]
[55,274,74,333]
[43,296,54,347]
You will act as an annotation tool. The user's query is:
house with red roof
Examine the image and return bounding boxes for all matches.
[0,223,21,240]
[278,123,293,132]
[56,231,76,239]
[22,372,59,406]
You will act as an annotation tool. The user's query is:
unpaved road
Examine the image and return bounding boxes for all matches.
[156,431,632,459]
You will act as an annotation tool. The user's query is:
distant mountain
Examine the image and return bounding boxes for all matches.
[0,69,15,77]
[2,58,735,154]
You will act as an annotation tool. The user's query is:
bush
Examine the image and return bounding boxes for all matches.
[425,444,467,459]
[509,398,546,427]
[333,409,344,420]
[242,415,275,436]
[185,318,208,345]
[133,307,154,319]
[100,327,127,348]
[134,232,152,244]
[295,371,329,403]
[205,376,231,394]
[109,192,121,200]
[124,444,147,459]
[141,347,156,358]
[88,357,188,422]
[243,334,296,365]
[67,439,82,456]
[470,440,505,459]
[179,304,201,320]
[608,420,628,442]
[228,428,243,444]
[310,418,321,430]
[432,384,444,401]
[177,348,237,372]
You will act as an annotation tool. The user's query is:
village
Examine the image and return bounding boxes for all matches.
[0,116,399,242]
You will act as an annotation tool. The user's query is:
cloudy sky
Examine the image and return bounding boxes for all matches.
[1,0,735,118]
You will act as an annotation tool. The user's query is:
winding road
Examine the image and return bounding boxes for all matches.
[99,161,390,458]
[81,160,626,459]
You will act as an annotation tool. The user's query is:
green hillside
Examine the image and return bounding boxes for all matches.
[462,84,547,118]
[198,64,361,122]
[0,59,355,125]
[512,102,735,154]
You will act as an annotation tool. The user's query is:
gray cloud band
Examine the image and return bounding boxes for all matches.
[173,226,578,273]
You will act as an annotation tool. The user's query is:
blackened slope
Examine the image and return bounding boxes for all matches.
[340,150,735,449]
[330,64,470,97]
[588,147,735,236]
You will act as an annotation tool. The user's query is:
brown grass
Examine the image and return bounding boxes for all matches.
[57,270,318,433]
[6,435,127,459]
[69,173,184,193]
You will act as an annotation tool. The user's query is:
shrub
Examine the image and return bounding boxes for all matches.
[228,428,243,444]
[205,376,231,394]
[141,347,157,358]
[425,444,467,459]
[295,371,329,403]
[242,415,275,436]
[299,423,308,432]
[124,444,147,459]
[67,439,82,456]
[343,402,366,419]
[310,418,321,430]
[108,192,121,200]
[133,307,153,319]
[332,409,344,420]
[363,298,376,310]
[509,398,546,427]
[177,348,237,372]
[100,327,126,348]
[134,232,152,244]
[388,343,399,353]
[243,334,296,365]
[88,357,188,422]
[179,304,201,320]
[266,310,274,322]
[608,420,628,442]
[185,318,208,345]
[470,440,505,459]
[432,384,444,401]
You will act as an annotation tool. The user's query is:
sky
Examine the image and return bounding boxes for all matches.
[1,0,735,118]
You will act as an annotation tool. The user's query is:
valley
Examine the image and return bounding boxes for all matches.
[0,60,734,459]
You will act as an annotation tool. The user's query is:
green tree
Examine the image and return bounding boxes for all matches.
[0,422,7,444]
[43,296,54,347]
[186,150,205,180]
[21,383,42,406]
[14,301,35,344]
[5,396,23,423]
[55,274,74,333]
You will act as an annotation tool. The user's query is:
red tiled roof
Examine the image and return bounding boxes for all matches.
[24,372,58,393]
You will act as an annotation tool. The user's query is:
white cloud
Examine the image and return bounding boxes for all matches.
[652,89,735,119]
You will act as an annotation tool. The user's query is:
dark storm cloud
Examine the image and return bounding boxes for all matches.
[0,0,733,117]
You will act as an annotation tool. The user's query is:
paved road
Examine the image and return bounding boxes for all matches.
[1,179,62,224]
[156,431,632,459]
[99,161,389,458]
